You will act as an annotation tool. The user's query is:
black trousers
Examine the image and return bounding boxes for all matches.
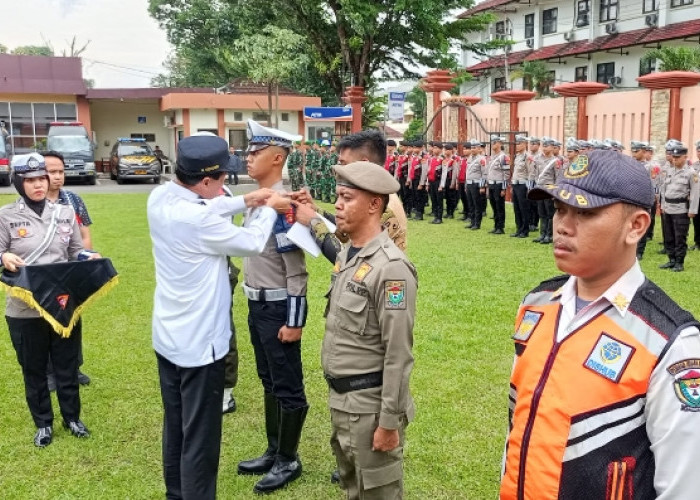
[693,210,700,246]
[512,183,530,235]
[248,300,306,410]
[529,200,539,228]
[445,179,459,217]
[411,179,428,216]
[227,171,239,185]
[662,212,691,263]
[7,316,81,428]
[224,321,238,389]
[537,199,555,237]
[488,184,506,230]
[648,199,657,240]
[400,175,412,215]
[157,353,225,500]
[429,180,444,219]
[466,183,483,227]
[458,182,468,216]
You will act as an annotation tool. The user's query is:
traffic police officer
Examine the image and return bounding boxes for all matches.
[323,160,417,500]
[511,135,531,238]
[486,135,510,234]
[238,120,310,494]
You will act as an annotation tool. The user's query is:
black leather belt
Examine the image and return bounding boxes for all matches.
[666,197,689,204]
[324,371,383,394]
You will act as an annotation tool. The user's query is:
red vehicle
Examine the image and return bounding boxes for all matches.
[0,131,10,186]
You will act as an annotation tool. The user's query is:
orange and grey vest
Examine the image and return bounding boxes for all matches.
[501,275,698,500]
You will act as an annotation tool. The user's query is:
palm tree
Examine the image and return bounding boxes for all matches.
[641,46,700,72]
[509,61,555,98]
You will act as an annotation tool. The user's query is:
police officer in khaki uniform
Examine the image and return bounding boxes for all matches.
[323,161,417,500]
[659,143,700,272]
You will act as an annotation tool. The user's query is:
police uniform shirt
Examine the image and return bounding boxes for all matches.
[148,181,277,367]
[661,165,700,215]
[243,180,308,297]
[0,199,84,318]
[512,152,529,183]
[466,154,485,184]
[486,152,510,183]
[536,156,560,187]
[533,263,700,498]
[322,230,417,429]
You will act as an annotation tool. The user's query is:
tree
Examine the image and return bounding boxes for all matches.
[404,119,424,141]
[509,61,555,98]
[148,1,495,101]
[217,25,308,128]
[0,44,7,54]
[11,45,54,56]
[642,46,700,72]
[405,86,428,122]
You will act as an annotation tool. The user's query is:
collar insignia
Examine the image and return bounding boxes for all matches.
[352,262,373,283]
[611,293,630,311]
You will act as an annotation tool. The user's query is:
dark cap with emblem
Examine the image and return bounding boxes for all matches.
[671,144,689,156]
[11,153,48,179]
[515,134,528,143]
[528,150,654,210]
[176,135,229,175]
[246,119,302,153]
[333,161,400,194]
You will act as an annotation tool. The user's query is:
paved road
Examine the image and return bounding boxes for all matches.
[0,174,267,195]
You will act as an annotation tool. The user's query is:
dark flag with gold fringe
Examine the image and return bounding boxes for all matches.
[0,259,118,337]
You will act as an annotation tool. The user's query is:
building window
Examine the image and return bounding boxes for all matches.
[494,77,506,92]
[600,0,619,22]
[575,66,588,82]
[495,21,507,40]
[596,62,615,84]
[671,0,693,6]
[542,8,558,35]
[233,111,243,121]
[643,0,659,11]
[281,113,290,122]
[577,1,590,26]
[131,133,156,142]
[0,102,77,155]
[252,112,271,123]
[525,14,534,39]
[639,57,656,77]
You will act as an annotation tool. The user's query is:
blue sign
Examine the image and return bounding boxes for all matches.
[303,107,353,121]
[389,92,406,101]
[137,116,147,124]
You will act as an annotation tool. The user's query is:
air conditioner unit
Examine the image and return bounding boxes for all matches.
[608,76,622,86]
[645,13,658,27]
[563,30,574,41]
[526,38,534,48]
[605,22,618,35]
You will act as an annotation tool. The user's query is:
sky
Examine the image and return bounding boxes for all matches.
[3,0,172,88]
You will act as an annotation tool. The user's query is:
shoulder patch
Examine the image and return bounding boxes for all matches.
[385,280,407,309]
[667,360,700,412]
[514,310,543,341]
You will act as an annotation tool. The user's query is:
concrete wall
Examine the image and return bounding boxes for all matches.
[680,86,700,156]
[465,102,499,143]
[586,89,649,144]
[518,97,564,141]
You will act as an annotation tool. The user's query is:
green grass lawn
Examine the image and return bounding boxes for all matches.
[1,193,699,499]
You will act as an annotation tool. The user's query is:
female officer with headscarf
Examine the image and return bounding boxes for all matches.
[0,153,100,447]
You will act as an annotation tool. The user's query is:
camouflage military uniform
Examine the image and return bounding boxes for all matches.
[287,148,303,191]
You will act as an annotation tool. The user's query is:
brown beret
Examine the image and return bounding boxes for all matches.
[333,161,400,195]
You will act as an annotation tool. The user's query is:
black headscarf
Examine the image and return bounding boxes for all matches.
[13,173,48,216]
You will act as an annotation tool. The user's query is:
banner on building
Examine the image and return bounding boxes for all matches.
[303,107,353,122]
[388,92,406,122]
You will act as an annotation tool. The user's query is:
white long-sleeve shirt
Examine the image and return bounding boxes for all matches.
[148,181,276,367]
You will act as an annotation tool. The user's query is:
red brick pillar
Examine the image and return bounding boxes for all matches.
[421,69,456,141]
[342,86,367,133]
[552,82,608,140]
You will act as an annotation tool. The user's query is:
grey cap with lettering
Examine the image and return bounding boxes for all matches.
[333,161,400,194]
[528,150,654,210]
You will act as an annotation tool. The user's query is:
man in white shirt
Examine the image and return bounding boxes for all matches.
[147,134,284,500]
[501,150,700,499]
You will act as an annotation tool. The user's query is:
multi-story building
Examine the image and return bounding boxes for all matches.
[459,0,700,101]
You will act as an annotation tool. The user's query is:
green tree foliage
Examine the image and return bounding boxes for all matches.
[509,60,554,98]
[217,26,309,127]
[406,86,428,122]
[642,46,700,72]
[148,0,494,103]
[11,45,54,56]
[404,119,424,141]
[0,44,7,54]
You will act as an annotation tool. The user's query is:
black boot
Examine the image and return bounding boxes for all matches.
[238,393,280,475]
[659,260,677,269]
[253,406,308,494]
[532,217,546,243]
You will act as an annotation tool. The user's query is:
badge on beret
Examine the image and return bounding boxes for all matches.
[385,280,406,310]
[667,359,700,412]
[565,155,589,179]
[352,263,373,283]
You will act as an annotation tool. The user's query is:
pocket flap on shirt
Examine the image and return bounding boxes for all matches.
[337,291,368,313]
[361,459,403,490]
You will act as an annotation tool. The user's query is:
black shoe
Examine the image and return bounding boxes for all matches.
[672,263,685,272]
[430,219,442,224]
[253,406,308,494]
[34,426,52,447]
[413,214,424,221]
[493,229,504,235]
[239,393,280,475]
[532,236,544,243]
[488,228,497,234]
[470,226,480,230]
[460,216,468,221]
[63,420,90,438]
[510,233,520,237]
[517,233,528,238]
[529,225,538,232]
[47,374,56,392]
[331,470,340,484]
[659,261,676,269]
[77,370,91,386]
[446,214,454,219]
[223,393,237,415]
[541,237,552,244]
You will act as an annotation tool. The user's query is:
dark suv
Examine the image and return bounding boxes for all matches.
[109,138,161,184]
[0,132,9,186]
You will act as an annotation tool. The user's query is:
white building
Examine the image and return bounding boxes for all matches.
[459,0,700,101]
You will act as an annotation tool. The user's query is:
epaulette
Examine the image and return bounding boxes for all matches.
[530,274,570,294]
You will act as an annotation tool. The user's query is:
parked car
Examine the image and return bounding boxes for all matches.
[46,122,97,185]
[0,132,9,186]
[109,138,161,184]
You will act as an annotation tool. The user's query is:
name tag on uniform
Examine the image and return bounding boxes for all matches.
[584,333,635,383]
